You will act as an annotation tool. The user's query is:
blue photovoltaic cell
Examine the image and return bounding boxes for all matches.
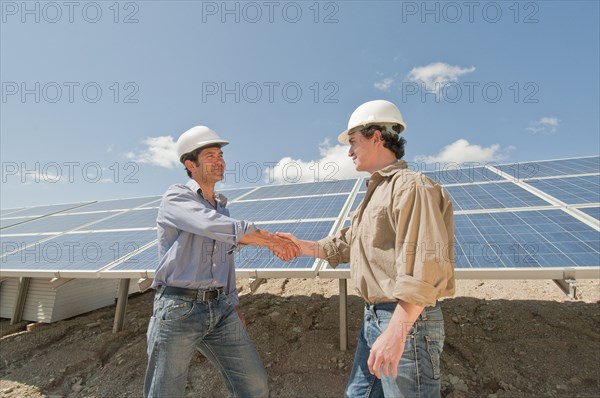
[526,176,600,205]
[219,188,256,201]
[1,212,115,234]
[0,230,157,271]
[109,243,158,271]
[228,195,348,221]
[79,208,159,231]
[445,183,550,211]
[497,156,600,179]
[241,180,357,200]
[235,221,334,270]
[67,197,161,213]
[1,235,59,256]
[423,166,504,184]
[454,210,599,269]
[6,202,95,218]
[577,207,600,221]
[350,192,366,212]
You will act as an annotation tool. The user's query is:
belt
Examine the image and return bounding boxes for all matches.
[159,286,224,301]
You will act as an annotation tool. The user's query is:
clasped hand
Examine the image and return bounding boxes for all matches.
[268,233,301,261]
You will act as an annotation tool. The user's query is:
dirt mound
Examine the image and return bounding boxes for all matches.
[1,278,599,397]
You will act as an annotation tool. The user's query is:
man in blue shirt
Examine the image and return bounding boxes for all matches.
[144,126,299,398]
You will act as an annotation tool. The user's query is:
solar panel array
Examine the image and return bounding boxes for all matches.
[1,156,598,280]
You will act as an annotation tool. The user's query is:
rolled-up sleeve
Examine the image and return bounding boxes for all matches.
[392,185,455,307]
[318,227,352,268]
[159,185,256,247]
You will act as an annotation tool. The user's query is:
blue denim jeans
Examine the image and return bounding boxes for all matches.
[143,291,268,398]
[345,302,445,398]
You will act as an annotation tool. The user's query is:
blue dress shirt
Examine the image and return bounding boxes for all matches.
[152,179,257,305]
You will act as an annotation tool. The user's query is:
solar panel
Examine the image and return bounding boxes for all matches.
[525,176,600,205]
[218,187,257,201]
[107,243,158,272]
[65,197,161,213]
[455,210,599,269]
[1,212,116,235]
[4,202,95,218]
[423,166,504,184]
[496,156,599,179]
[78,208,158,231]
[0,230,157,273]
[1,156,599,282]
[445,183,551,211]
[228,195,349,222]
[1,235,59,256]
[240,179,357,200]
[350,192,365,212]
[577,207,600,221]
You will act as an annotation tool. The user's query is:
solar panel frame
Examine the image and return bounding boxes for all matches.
[2,157,599,282]
[576,206,600,221]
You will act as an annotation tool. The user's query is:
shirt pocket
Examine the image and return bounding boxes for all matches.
[361,205,396,275]
[361,206,392,247]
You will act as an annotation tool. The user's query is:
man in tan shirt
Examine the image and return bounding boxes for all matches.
[281,100,455,397]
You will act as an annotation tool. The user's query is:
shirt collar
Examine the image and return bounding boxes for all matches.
[185,179,228,208]
[366,160,408,187]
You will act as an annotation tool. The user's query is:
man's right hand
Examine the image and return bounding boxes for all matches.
[267,234,301,261]
[275,233,326,259]
[239,229,301,261]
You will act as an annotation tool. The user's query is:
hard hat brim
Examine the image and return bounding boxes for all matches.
[338,121,407,144]
[191,139,230,152]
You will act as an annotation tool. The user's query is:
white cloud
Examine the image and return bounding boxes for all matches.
[414,139,512,165]
[406,62,476,97]
[269,139,368,184]
[374,77,395,92]
[126,136,179,168]
[526,117,560,134]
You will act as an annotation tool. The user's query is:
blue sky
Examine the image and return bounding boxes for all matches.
[1,0,599,209]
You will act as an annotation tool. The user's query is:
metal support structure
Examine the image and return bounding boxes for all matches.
[552,270,578,299]
[137,277,153,292]
[339,278,349,351]
[49,277,74,289]
[249,277,266,294]
[113,278,130,333]
[11,277,31,325]
[553,278,577,300]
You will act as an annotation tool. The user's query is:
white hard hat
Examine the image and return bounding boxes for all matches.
[176,126,229,161]
[338,100,407,144]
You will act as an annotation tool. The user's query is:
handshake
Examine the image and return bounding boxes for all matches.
[239,230,305,261]
[268,232,303,261]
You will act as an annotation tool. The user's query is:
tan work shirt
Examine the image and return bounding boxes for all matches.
[319,161,455,307]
